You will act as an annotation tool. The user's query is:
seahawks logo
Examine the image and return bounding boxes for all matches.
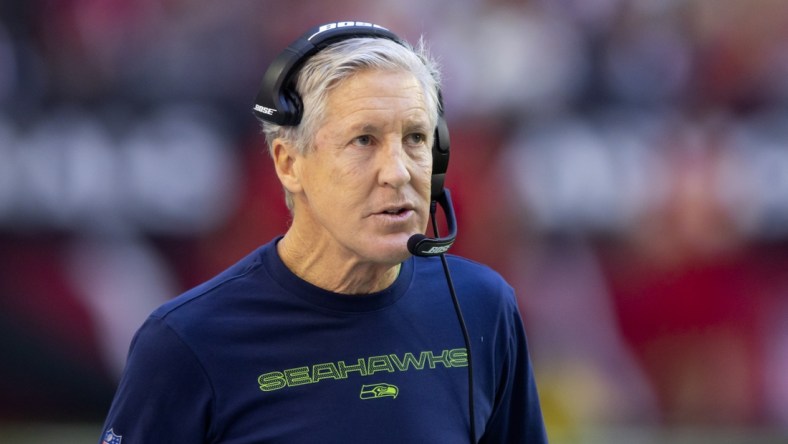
[360,383,399,400]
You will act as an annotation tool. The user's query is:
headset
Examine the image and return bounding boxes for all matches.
[252,22,475,443]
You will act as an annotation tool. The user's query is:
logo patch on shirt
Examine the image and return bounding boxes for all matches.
[102,428,122,444]
[360,383,399,400]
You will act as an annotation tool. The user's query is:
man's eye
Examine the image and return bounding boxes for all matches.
[405,133,427,145]
[352,135,373,146]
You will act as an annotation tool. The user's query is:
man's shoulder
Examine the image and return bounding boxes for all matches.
[151,242,273,320]
[445,254,511,288]
[415,254,515,304]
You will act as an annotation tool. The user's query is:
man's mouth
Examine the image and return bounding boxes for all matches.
[372,204,416,221]
[382,208,408,215]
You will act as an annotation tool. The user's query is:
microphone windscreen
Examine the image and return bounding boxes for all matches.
[407,234,427,255]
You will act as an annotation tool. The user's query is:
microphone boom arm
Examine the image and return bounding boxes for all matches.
[407,188,458,257]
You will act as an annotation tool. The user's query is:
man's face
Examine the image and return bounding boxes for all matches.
[291,69,433,265]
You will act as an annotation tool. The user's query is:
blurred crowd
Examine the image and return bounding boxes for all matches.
[2,0,788,440]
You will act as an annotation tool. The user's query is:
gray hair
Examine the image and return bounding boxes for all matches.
[261,36,442,211]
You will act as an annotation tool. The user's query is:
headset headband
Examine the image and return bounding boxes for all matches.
[253,22,402,125]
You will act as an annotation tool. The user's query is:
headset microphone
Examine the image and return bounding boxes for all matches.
[407,189,457,257]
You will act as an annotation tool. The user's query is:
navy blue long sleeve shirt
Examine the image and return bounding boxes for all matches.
[100,238,547,443]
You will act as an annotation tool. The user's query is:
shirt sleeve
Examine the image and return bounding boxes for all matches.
[480,294,548,444]
[98,316,214,444]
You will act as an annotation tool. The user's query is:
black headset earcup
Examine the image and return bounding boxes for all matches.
[284,88,302,124]
[431,114,450,200]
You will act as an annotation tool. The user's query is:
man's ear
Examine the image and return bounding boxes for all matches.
[272,139,303,195]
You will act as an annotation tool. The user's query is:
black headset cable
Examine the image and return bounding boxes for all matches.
[430,203,476,444]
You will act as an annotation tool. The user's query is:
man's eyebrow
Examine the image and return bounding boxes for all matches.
[347,118,431,134]
[360,123,379,134]
[346,122,379,134]
[403,119,432,134]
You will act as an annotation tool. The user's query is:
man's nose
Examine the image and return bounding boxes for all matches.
[377,138,411,188]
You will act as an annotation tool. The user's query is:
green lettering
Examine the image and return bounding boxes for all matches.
[258,371,286,391]
[312,362,341,383]
[284,366,312,386]
[449,348,468,367]
[337,358,368,378]
[426,349,452,369]
[258,348,469,394]
[367,355,395,375]
[389,352,427,371]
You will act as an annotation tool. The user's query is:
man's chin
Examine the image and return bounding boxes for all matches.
[368,234,415,263]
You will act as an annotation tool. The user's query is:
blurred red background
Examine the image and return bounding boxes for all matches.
[2,0,788,442]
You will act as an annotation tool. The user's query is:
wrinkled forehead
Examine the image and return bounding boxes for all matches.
[327,70,430,121]
[322,68,436,130]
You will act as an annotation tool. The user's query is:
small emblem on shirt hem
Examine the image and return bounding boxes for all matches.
[102,428,122,444]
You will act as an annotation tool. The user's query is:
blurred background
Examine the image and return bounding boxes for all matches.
[2,0,788,442]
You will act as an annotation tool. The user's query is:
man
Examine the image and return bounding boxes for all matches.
[99,22,546,443]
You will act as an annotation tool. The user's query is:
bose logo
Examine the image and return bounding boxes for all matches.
[254,104,276,116]
[424,245,451,255]
[309,21,388,40]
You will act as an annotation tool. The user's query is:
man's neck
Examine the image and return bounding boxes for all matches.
[276,231,401,295]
